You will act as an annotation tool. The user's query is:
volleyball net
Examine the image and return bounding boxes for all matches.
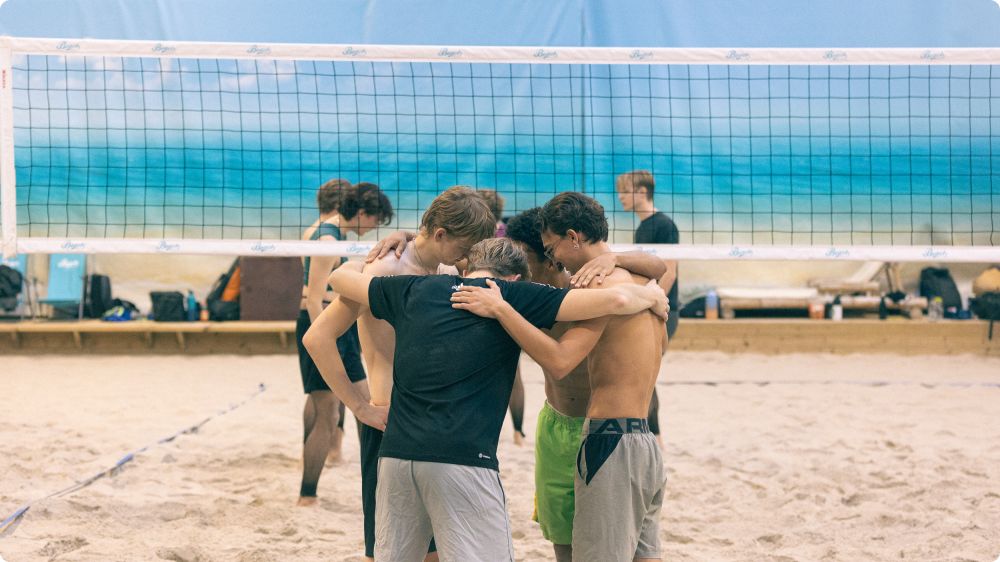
[1,38,998,261]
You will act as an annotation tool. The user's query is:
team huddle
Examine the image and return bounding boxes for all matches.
[294,174,679,562]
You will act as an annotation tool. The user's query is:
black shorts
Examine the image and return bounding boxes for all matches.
[296,309,366,393]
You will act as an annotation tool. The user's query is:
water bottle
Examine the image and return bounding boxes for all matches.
[928,296,944,321]
[186,290,198,322]
[704,289,719,320]
[830,295,843,321]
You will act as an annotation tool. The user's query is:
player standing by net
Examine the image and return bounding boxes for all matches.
[296,179,393,507]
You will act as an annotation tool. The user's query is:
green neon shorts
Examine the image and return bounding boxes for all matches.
[533,401,585,545]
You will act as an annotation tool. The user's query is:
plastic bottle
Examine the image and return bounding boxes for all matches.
[928,296,944,321]
[186,290,198,322]
[704,290,719,320]
[878,296,888,320]
[830,295,843,321]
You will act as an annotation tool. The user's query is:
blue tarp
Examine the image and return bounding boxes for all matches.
[2,0,999,47]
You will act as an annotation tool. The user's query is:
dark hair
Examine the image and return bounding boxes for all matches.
[316,179,394,225]
[540,192,609,242]
[476,189,505,222]
[316,178,352,214]
[504,208,545,260]
[616,170,655,200]
[421,185,496,242]
[466,238,529,280]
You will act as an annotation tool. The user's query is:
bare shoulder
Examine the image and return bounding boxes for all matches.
[363,254,405,276]
[584,267,648,289]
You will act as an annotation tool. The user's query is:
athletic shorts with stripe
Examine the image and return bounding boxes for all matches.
[573,417,666,562]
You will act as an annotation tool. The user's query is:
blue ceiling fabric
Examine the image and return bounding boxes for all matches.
[2,0,999,47]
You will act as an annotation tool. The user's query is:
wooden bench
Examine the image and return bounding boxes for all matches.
[0,320,296,354]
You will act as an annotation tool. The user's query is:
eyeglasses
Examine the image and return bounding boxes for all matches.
[543,236,566,262]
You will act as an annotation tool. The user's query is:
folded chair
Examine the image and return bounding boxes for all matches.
[39,254,87,319]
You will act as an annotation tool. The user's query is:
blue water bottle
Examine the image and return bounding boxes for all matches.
[186,290,198,322]
[705,289,719,320]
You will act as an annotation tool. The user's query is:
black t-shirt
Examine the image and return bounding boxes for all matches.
[368,275,569,470]
[635,212,680,315]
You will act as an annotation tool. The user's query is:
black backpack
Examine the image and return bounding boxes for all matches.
[206,259,240,321]
[84,274,113,318]
[0,264,23,311]
[919,267,962,312]
[971,292,1000,340]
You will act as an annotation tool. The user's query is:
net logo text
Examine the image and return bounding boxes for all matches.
[533,49,558,60]
[246,45,272,56]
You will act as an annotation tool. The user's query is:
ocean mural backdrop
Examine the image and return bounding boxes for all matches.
[10,54,1000,246]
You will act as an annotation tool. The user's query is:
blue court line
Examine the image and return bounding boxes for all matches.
[661,380,1000,389]
[0,383,267,539]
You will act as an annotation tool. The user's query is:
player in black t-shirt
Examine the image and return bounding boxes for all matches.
[616,170,679,449]
[326,238,667,562]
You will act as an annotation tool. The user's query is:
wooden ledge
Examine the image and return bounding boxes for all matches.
[0,320,296,354]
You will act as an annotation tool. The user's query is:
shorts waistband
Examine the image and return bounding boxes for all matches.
[584,417,650,435]
[541,401,585,424]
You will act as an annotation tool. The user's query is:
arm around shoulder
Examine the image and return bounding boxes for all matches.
[328,262,373,306]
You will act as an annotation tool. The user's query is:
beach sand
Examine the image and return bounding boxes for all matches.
[2,352,999,561]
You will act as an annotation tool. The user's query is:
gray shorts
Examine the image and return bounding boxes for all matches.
[375,457,514,562]
[573,417,666,561]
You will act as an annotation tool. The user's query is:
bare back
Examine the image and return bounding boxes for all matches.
[585,268,664,419]
[542,322,591,418]
[358,243,453,407]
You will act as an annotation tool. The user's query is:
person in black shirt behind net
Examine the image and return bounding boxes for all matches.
[326,237,667,562]
[616,170,679,449]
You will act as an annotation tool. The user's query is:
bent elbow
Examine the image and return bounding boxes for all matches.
[612,291,630,314]
[548,358,575,380]
[327,268,347,292]
[302,327,319,354]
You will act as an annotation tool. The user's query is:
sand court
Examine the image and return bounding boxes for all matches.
[2,352,999,561]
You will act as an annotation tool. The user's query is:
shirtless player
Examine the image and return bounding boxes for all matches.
[302,186,495,562]
[455,192,667,561]
[503,208,665,562]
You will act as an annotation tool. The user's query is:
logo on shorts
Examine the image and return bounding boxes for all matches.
[478,453,492,460]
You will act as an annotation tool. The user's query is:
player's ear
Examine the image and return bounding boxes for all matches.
[507,274,521,282]
[566,229,580,246]
[433,227,447,242]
